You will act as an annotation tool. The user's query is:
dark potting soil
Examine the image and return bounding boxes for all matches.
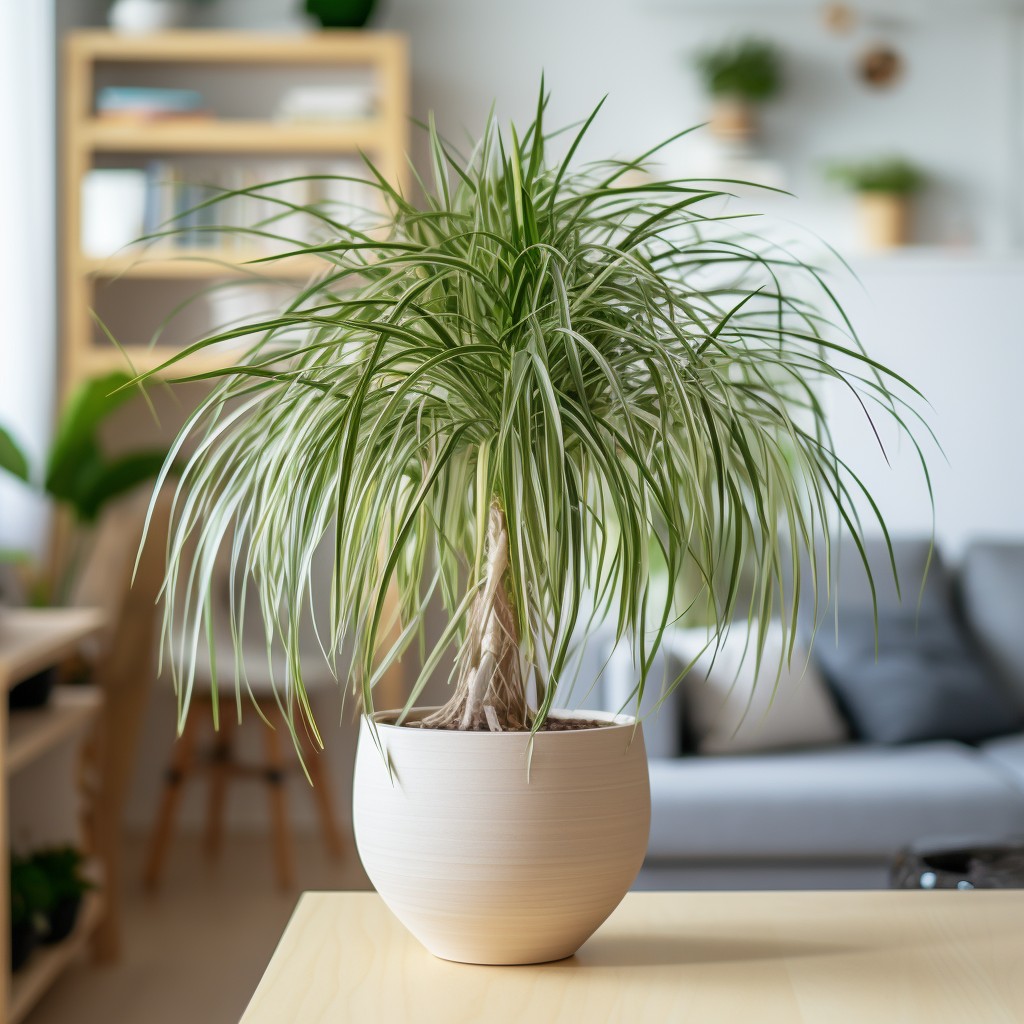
[406,718,611,732]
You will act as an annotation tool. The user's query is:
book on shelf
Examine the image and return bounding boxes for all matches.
[96,86,211,121]
[81,168,148,258]
[275,84,377,123]
[83,161,379,260]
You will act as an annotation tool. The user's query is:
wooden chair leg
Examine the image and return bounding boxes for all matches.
[304,744,345,860]
[261,717,295,890]
[204,704,235,861]
[142,705,202,891]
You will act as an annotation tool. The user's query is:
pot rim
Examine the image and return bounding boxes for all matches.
[365,706,639,733]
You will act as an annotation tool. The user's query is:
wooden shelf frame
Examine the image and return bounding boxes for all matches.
[61,30,409,395]
[9,891,105,1024]
[0,608,109,1019]
[6,687,104,776]
[0,609,107,693]
[83,248,328,280]
[84,118,385,154]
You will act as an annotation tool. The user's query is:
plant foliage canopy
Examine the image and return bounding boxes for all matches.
[136,86,930,746]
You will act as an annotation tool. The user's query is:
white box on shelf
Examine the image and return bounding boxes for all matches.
[81,168,148,257]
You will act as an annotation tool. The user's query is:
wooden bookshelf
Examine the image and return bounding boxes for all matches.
[84,118,386,154]
[6,687,104,777]
[61,30,409,395]
[0,609,108,1021]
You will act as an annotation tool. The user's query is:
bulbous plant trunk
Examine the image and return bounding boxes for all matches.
[421,503,530,731]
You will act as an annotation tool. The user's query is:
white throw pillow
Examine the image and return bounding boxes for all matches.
[675,621,849,755]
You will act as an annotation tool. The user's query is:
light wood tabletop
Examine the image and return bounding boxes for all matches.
[239,889,1024,1023]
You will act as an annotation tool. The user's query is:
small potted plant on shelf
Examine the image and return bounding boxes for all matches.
[32,846,93,945]
[306,0,376,29]
[827,156,925,250]
[693,37,781,141]
[131,85,928,965]
[9,857,52,971]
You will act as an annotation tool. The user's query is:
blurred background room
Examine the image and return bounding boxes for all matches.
[1,1,1023,1021]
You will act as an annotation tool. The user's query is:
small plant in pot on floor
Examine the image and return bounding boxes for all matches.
[133,85,929,964]
[33,845,93,944]
[9,857,51,971]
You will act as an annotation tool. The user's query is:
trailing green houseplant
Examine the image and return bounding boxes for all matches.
[134,86,928,743]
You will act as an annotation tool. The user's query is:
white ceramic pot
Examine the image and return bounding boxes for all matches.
[353,707,650,965]
[108,0,188,34]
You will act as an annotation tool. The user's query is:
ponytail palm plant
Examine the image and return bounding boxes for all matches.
[139,88,927,746]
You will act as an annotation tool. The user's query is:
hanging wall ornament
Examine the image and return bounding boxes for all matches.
[857,42,904,88]
[822,3,857,36]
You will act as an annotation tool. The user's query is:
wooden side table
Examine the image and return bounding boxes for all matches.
[241,890,1024,1023]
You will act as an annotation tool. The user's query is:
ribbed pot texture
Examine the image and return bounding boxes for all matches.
[352,708,651,965]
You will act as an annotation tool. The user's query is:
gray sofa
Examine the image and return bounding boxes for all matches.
[580,538,1024,890]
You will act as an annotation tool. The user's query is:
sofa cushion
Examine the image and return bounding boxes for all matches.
[803,536,952,626]
[647,741,1024,860]
[812,607,1021,744]
[675,621,849,755]
[960,542,1024,712]
[603,634,685,760]
[979,732,1024,793]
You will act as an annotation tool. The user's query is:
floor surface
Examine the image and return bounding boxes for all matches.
[24,831,371,1024]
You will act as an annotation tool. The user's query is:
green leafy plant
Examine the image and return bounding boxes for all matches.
[10,857,53,928]
[31,846,93,904]
[44,372,170,525]
[2,372,169,525]
[694,38,782,102]
[1,372,172,600]
[0,426,30,483]
[134,86,929,748]
[827,157,925,195]
[305,0,375,29]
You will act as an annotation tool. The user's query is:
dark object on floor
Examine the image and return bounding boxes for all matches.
[306,0,376,29]
[8,666,56,709]
[892,835,1024,889]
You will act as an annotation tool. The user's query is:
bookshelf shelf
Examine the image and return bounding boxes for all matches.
[84,118,385,154]
[84,249,326,279]
[6,687,103,777]
[62,30,409,393]
[82,346,249,377]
